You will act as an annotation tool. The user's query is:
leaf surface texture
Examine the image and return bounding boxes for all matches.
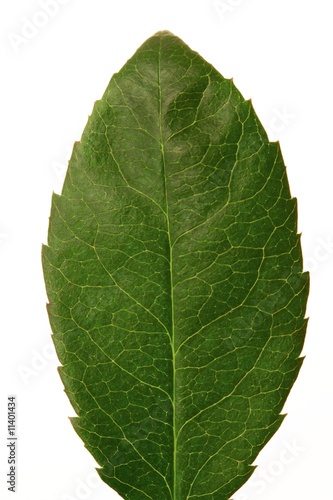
[42,31,309,499]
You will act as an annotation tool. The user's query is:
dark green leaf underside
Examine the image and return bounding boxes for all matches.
[42,31,308,499]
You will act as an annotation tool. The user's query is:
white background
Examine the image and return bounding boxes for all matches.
[0,1,332,499]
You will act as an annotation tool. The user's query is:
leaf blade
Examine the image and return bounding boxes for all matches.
[42,31,308,499]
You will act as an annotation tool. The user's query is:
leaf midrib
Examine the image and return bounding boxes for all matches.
[157,38,176,500]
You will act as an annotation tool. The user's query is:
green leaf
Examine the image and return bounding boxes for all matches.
[42,31,309,499]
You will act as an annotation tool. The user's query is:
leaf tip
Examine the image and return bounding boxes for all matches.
[153,29,176,38]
